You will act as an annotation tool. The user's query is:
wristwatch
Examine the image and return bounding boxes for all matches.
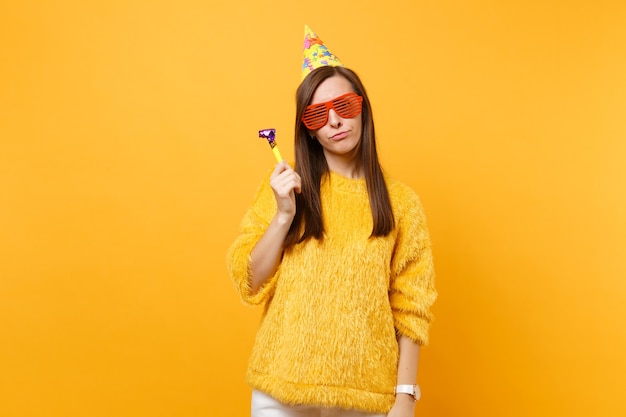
[394,384,421,401]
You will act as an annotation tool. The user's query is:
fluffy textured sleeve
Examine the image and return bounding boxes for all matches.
[389,185,437,345]
[226,172,279,306]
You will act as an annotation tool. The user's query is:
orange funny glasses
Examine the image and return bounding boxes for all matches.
[301,92,363,130]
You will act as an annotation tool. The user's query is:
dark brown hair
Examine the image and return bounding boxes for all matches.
[284,66,395,248]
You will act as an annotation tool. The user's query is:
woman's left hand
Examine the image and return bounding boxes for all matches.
[387,394,416,417]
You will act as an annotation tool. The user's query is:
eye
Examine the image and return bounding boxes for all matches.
[305,104,327,118]
[334,99,352,113]
[333,93,362,117]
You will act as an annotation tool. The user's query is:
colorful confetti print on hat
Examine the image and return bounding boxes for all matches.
[301,25,343,81]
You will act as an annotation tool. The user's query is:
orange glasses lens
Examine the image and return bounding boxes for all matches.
[302,92,363,130]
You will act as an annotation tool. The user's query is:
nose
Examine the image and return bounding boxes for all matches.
[327,109,342,128]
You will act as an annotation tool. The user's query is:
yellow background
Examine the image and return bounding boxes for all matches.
[1,0,625,416]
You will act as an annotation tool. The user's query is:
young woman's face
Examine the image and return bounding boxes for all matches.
[307,75,363,161]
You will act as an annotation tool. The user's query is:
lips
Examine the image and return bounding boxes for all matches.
[331,131,349,140]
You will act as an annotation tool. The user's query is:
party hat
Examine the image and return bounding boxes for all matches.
[301,25,343,80]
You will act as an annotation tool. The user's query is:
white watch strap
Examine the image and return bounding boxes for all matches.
[394,384,421,401]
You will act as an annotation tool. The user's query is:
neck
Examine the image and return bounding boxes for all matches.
[325,158,363,179]
[323,150,363,179]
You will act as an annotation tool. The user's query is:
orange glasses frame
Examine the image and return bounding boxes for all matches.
[301,92,363,130]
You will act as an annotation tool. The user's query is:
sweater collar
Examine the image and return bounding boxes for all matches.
[323,171,367,194]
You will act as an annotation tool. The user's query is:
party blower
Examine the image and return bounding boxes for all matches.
[259,128,283,162]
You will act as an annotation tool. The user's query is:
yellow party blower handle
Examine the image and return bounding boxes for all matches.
[271,145,283,162]
[258,128,283,162]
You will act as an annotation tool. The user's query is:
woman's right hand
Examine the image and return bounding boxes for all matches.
[247,162,301,294]
[269,161,302,222]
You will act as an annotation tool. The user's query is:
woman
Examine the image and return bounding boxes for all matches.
[227,65,436,417]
